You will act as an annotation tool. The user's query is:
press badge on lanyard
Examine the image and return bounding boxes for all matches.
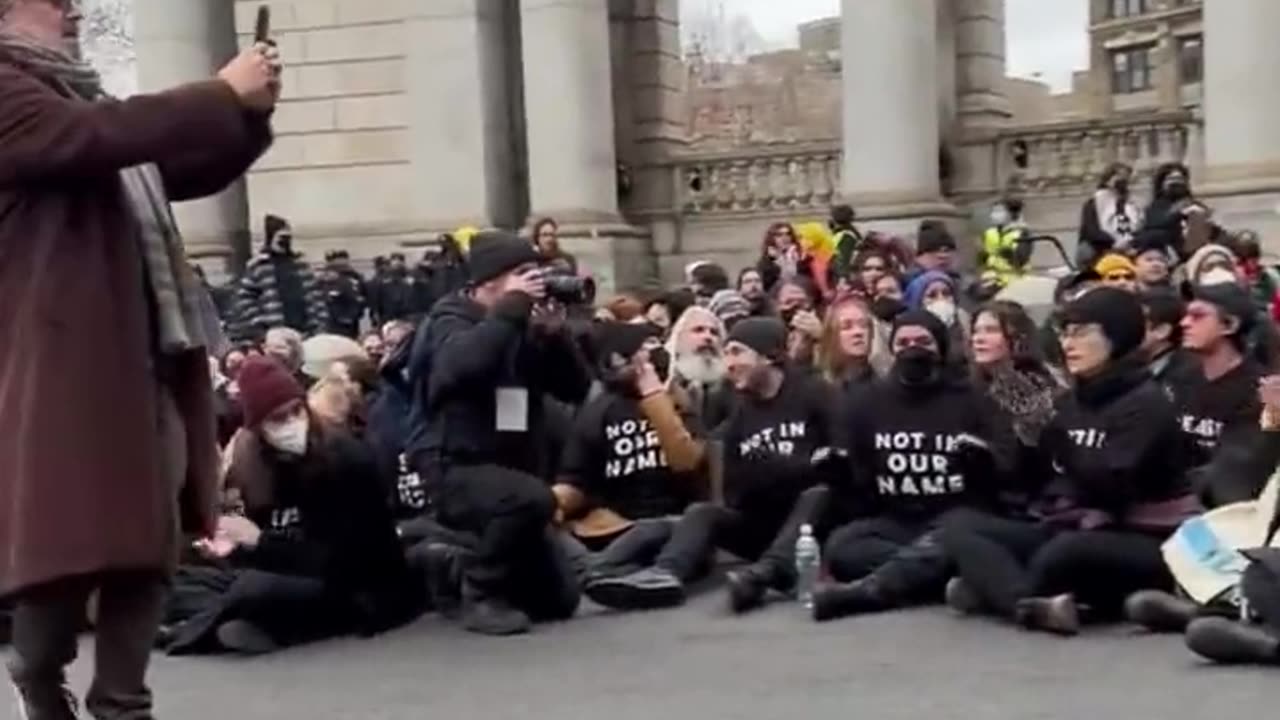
[495,387,529,432]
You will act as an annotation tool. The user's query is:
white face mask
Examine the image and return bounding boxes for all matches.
[1197,267,1237,287]
[262,413,309,456]
[990,208,1010,226]
[925,299,957,326]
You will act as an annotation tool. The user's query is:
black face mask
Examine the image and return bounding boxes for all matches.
[1164,181,1190,201]
[1113,178,1129,195]
[871,297,906,322]
[893,346,940,387]
[649,347,671,383]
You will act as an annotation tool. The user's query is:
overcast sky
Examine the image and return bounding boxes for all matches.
[687,0,1089,92]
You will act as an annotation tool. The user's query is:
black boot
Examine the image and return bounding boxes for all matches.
[1015,594,1080,636]
[419,543,467,620]
[811,580,890,622]
[725,563,788,615]
[216,619,279,655]
[1185,617,1280,664]
[1125,590,1198,634]
[460,584,530,637]
[8,672,79,720]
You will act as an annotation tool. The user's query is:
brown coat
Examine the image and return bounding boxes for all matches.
[0,63,272,597]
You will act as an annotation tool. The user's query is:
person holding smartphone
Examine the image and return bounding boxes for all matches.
[0,0,280,716]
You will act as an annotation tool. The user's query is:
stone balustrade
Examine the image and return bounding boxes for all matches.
[996,111,1201,198]
[669,144,842,215]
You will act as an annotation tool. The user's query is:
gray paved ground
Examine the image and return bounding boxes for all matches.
[49,592,1275,720]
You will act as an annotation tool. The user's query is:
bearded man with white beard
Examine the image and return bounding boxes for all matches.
[665,306,735,433]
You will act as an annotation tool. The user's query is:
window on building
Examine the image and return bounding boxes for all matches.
[1109,0,1148,18]
[1179,35,1203,85]
[1111,45,1154,94]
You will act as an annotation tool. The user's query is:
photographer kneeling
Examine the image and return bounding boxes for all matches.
[411,231,592,636]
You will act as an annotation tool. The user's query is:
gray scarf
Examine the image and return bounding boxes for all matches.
[0,30,225,357]
[982,365,1063,447]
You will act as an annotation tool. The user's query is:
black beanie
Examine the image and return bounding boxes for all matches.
[594,322,660,368]
[467,230,542,286]
[891,309,950,359]
[727,317,788,363]
[1060,287,1145,359]
[1192,283,1255,340]
[916,223,956,256]
[264,214,290,241]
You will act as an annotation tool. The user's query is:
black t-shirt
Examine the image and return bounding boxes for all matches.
[723,371,835,513]
[559,392,703,520]
[1172,359,1261,467]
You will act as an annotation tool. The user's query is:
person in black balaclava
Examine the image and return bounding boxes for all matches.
[319,250,368,339]
[231,215,330,342]
[810,310,1015,621]
[592,317,839,615]
[942,288,1193,636]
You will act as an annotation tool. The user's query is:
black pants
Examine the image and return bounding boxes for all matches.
[165,567,355,655]
[654,486,828,583]
[559,518,677,586]
[825,514,953,605]
[436,464,579,620]
[8,570,166,720]
[941,508,1173,619]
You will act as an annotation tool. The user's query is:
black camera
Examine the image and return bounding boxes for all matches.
[544,269,596,305]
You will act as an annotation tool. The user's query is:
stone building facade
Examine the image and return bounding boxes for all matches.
[133,0,1280,289]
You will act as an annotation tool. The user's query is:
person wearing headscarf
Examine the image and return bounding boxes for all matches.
[0,2,277,715]
[941,288,1195,636]
[904,270,969,369]
[1092,252,1139,292]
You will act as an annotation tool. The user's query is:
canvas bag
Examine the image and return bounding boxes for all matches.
[1162,470,1280,605]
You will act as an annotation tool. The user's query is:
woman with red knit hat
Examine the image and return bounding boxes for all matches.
[162,357,418,656]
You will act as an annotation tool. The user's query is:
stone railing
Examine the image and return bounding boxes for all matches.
[668,143,842,216]
[996,110,1201,197]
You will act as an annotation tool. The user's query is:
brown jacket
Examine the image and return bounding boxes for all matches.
[0,63,272,596]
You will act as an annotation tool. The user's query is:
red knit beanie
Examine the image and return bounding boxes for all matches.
[237,356,304,428]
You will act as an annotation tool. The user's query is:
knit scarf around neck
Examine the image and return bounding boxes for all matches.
[0,30,226,357]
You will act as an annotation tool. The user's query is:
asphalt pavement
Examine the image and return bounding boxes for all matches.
[39,590,1275,720]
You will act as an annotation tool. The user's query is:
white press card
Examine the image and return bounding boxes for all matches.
[495,387,529,432]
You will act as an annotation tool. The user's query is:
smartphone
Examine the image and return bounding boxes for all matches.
[253,5,271,44]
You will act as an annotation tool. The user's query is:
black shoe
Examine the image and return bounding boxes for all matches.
[584,567,686,611]
[215,620,279,655]
[1015,594,1080,636]
[811,580,890,622]
[1125,590,1198,634]
[944,577,981,616]
[10,678,80,720]
[420,542,466,620]
[1185,617,1280,664]
[461,595,531,637]
[726,563,784,615]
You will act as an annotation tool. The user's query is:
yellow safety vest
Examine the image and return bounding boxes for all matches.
[980,226,1026,287]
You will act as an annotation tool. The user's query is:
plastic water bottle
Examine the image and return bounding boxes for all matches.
[795,523,821,610]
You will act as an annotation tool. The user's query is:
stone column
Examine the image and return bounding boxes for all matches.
[1201,0,1280,239]
[954,0,1011,129]
[520,0,622,224]
[405,0,523,231]
[133,0,247,268]
[840,0,955,229]
[521,0,647,295]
